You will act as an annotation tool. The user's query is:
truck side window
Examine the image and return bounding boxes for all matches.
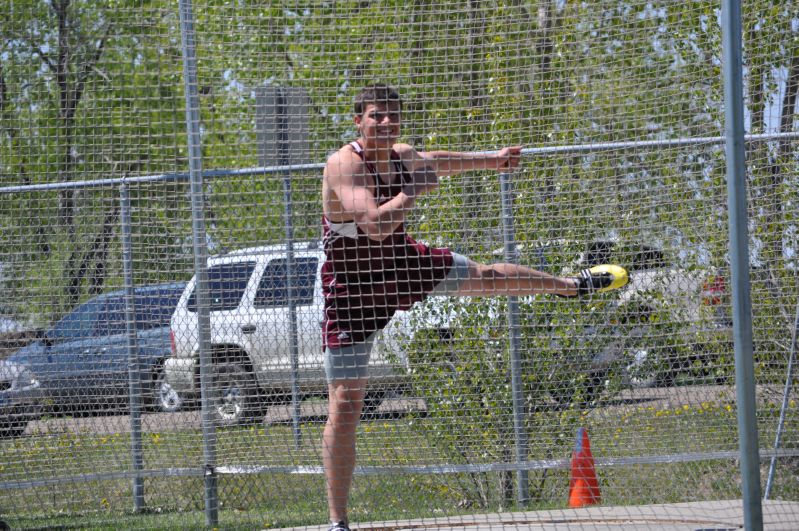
[627,246,666,271]
[187,262,256,312]
[254,257,318,308]
[582,241,614,267]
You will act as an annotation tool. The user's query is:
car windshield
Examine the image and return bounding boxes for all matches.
[99,288,186,335]
[98,297,127,336]
[48,284,187,340]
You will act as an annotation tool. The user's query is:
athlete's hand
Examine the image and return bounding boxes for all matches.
[403,165,439,197]
[495,146,522,171]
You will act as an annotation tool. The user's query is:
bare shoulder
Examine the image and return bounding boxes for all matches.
[326,144,354,167]
[325,146,366,184]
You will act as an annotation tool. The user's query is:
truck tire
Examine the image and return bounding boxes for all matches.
[149,366,184,413]
[550,370,607,409]
[361,390,386,419]
[211,363,260,427]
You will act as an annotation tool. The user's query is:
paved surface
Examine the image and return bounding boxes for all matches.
[22,396,426,435]
[281,500,799,530]
[23,385,747,436]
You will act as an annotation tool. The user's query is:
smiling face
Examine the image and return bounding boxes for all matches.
[355,101,402,148]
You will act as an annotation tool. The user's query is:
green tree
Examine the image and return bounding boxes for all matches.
[0,0,190,319]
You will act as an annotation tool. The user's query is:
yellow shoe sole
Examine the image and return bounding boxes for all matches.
[589,264,629,293]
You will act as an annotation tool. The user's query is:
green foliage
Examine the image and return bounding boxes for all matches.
[3,0,795,317]
[0,0,191,319]
[402,295,600,504]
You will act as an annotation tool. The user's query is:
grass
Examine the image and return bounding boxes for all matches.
[1,394,797,529]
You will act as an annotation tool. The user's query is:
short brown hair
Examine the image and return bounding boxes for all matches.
[354,84,402,116]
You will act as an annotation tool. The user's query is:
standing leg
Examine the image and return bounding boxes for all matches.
[323,378,367,526]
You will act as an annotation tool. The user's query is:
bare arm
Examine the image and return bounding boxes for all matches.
[396,144,522,177]
[323,151,438,241]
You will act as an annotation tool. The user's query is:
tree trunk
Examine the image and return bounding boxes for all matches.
[64,203,119,307]
[53,0,76,229]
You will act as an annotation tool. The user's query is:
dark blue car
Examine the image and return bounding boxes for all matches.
[4,282,186,433]
[0,359,44,437]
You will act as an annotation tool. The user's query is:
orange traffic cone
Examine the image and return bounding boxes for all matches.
[568,427,601,508]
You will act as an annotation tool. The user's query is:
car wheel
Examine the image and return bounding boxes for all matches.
[211,363,259,427]
[623,349,660,389]
[151,369,183,413]
[624,348,679,388]
[0,416,29,439]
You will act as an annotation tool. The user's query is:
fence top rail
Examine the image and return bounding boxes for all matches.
[1,131,797,195]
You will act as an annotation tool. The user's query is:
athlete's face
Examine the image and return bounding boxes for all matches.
[356,102,401,146]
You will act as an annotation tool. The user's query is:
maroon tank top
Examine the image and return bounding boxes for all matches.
[321,141,454,349]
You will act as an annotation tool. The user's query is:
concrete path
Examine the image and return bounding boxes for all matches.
[282,500,799,530]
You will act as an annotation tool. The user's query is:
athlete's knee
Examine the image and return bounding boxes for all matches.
[329,381,366,414]
[470,263,507,282]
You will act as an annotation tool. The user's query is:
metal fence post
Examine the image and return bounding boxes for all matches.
[499,171,529,504]
[257,86,310,449]
[721,0,763,529]
[276,87,303,449]
[120,182,145,512]
[178,0,218,526]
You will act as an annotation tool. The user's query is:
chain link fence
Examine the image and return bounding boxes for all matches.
[1,0,798,529]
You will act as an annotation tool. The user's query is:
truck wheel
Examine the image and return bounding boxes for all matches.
[150,368,184,413]
[550,371,606,409]
[361,391,386,419]
[211,363,259,427]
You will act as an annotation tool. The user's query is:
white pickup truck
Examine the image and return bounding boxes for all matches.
[164,241,439,426]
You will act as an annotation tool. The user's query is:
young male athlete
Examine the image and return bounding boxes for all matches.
[320,84,626,530]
